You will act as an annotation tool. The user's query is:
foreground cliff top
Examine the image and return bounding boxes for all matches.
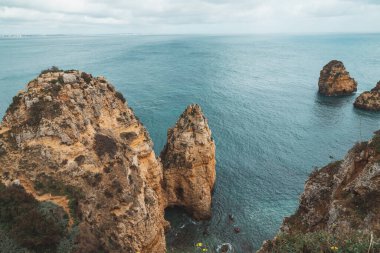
[0,67,216,253]
[0,67,168,252]
[258,131,380,252]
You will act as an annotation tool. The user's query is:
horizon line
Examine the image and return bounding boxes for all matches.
[1,31,380,37]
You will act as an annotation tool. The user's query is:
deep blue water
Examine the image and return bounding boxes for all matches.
[1,34,380,252]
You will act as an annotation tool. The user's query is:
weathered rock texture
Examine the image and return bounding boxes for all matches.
[0,70,216,253]
[258,132,380,252]
[318,60,358,96]
[354,81,380,111]
[161,104,216,220]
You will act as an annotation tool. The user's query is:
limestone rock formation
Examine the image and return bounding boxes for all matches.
[0,70,167,252]
[258,132,380,252]
[161,104,216,220]
[318,60,357,96]
[354,81,380,111]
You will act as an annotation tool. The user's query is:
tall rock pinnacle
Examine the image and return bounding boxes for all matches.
[161,104,216,220]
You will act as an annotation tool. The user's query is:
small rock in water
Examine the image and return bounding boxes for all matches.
[217,243,233,253]
[221,244,229,253]
[203,226,210,236]
[233,227,240,233]
[228,214,234,222]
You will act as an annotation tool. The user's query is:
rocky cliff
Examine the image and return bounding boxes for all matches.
[354,81,380,111]
[0,69,215,253]
[258,132,380,252]
[161,104,216,220]
[318,60,358,96]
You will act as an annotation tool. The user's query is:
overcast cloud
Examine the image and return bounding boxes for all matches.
[0,0,379,34]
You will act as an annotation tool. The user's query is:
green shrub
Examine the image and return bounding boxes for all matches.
[267,231,379,253]
[0,230,31,253]
[40,66,62,75]
[115,91,126,103]
[0,183,68,252]
[80,72,92,84]
[34,175,83,225]
[6,94,23,114]
[94,134,117,158]
[27,100,62,126]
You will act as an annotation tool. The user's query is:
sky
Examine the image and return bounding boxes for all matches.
[1,0,380,34]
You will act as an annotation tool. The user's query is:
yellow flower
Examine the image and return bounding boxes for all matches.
[195,242,203,247]
[330,246,338,251]
[202,249,208,252]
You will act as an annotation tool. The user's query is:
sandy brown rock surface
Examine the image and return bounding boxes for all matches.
[0,69,217,252]
[0,69,214,253]
[354,81,380,111]
[258,132,380,252]
[318,60,357,96]
[161,104,216,220]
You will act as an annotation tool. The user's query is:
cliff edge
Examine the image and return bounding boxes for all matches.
[0,69,216,253]
[258,132,380,252]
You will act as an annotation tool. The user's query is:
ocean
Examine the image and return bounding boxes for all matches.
[1,34,380,252]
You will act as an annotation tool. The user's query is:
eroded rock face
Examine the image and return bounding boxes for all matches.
[0,70,167,252]
[318,60,357,96]
[354,81,380,111]
[161,104,216,220]
[258,132,380,252]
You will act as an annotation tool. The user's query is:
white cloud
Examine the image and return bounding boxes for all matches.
[0,0,379,34]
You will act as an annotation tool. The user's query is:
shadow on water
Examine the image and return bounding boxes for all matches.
[165,204,256,253]
[314,92,356,107]
[165,206,211,253]
[311,92,357,126]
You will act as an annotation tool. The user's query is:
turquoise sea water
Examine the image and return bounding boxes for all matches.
[1,34,380,252]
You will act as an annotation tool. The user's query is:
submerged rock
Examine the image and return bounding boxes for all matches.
[161,104,216,220]
[354,81,380,111]
[318,60,357,96]
[217,243,233,253]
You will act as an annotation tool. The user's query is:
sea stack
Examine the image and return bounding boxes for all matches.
[161,104,216,220]
[0,69,216,253]
[318,60,357,96]
[258,132,380,252]
[354,81,380,111]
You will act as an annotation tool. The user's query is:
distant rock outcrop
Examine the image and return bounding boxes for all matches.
[354,81,380,111]
[0,69,217,253]
[318,60,357,96]
[161,104,216,220]
[258,132,380,252]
